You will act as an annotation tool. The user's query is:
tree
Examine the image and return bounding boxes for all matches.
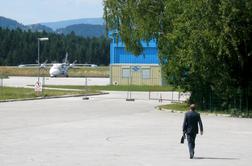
[104,0,252,112]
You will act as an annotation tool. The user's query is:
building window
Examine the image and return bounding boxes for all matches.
[122,68,130,78]
[142,69,150,79]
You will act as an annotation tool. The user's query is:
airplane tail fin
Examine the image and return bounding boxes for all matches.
[64,52,69,64]
[69,60,77,68]
[40,59,48,68]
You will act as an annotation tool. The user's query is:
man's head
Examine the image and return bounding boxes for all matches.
[190,104,196,111]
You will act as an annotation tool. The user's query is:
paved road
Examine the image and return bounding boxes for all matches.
[2,76,190,102]
[2,76,110,87]
[0,93,251,166]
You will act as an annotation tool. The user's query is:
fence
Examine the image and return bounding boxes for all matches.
[0,77,3,87]
[122,91,191,102]
[148,91,190,102]
[191,87,252,117]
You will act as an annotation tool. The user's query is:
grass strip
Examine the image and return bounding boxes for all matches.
[0,75,8,79]
[158,103,240,117]
[0,87,98,100]
[159,103,189,112]
[0,66,109,77]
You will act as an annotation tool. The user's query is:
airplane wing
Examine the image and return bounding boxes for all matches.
[72,64,98,68]
[18,62,53,68]
[18,64,39,68]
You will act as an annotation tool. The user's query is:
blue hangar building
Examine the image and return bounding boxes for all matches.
[109,33,162,86]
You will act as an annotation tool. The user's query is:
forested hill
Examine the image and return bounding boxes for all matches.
[0,28,110,66]
[0,16,54,33]
[0,16,26,30]
[56,24,105,37]
[26,24,54,33]
[0,16,105,37]
[41,17,104,30]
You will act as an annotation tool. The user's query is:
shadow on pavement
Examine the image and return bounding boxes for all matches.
[194,157,239,160]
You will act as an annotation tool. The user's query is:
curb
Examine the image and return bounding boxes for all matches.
[156,107,231,117]
[0,92,109,103]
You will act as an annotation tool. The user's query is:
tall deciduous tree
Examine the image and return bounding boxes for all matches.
[104,0,252,112]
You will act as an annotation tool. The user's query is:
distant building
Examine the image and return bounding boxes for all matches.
[109,32,161,86]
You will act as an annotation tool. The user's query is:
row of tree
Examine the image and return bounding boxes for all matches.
[0,28,110,66]
[104,0,252,114]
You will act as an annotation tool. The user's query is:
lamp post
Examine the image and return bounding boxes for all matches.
[37,37,49,96]
[37,37,49,82]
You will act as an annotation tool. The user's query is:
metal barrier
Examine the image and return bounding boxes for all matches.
[148,91,190,102]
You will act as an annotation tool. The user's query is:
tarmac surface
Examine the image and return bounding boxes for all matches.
[2,76,110,87]
[0,92,251,166]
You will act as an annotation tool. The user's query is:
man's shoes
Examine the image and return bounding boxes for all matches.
[190,151,194,159]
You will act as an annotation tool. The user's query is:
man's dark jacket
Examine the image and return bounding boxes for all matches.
[183,111,203,135]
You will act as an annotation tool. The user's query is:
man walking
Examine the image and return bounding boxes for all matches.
[182,104,203,159]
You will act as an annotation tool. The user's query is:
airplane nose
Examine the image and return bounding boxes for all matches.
[49,69,57,77]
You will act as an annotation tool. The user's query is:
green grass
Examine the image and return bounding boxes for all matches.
[0,75,8,79]
[69,67,109,77]
[45,85,183,92]
[0,66,109,77]
[158,103,242,117]
[159,103,189,112]
[0,87,99,100]
[158,103,228,114]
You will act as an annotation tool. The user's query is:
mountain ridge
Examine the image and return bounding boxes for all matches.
[0,16,105,37]
[40,17,104,30]
[0,16,26,30]
[56,24,105,37]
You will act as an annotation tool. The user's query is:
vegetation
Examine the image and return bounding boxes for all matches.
[159,103,252,118]
[0,28,110,66]
[104,0,252,116]
[0,86,98,101]
[159,103,189,112]
[0,66,109,77]
[0,75,8,79]
[0,16,26,30]
[44,85,182,92]
[68,67,109,77]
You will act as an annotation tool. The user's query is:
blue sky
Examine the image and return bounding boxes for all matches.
[0,0,103,25]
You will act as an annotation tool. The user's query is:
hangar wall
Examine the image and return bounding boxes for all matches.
[109,33,161,86]
[110,64,161,86]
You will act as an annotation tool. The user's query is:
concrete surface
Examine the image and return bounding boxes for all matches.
[0,92,251,166]
[2,76,190,102]
[2,76,110,87]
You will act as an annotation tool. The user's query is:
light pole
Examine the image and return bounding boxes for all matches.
[37,37,49,96]
[37,37,49,82]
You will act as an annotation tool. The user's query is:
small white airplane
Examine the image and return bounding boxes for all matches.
[18,52,98,77]
[49,52,76,77]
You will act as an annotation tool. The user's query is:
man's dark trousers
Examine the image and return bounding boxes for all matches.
[187,133,196,157]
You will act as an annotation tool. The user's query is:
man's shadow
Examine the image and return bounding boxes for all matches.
[194,156,239,160]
